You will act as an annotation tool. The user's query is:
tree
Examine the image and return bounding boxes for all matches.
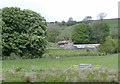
[0,9,2,55]
[57,28,73,41]
[2,7,47,58]
[47,24,61,43]
[71,23,90,44]
[68,17,73,22]
[66,21,76,26]
[88,21,109,43]
[61,20,65,25]
[83,16,92,21]
[97,12,107,21]
[98,36,116,54]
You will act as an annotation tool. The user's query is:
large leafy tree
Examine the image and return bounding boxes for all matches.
[71,23,90,44]
[2,7,47,58]
[88,21,109,43]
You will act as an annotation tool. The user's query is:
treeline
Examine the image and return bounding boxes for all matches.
[47,21,79,26]
[71,21,118,54]
[71,21,109,44]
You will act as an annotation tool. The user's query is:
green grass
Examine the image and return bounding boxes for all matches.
[2,54,118,71]
[43,49,98,57]
[3,68,118,82]
[2,54,118,82]
[104,19,118,28]
[46,42,58,49]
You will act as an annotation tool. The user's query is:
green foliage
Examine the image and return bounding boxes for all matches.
[57,28,73,41]
[98,36,116,54]
[2,7,47,57]
[0,9,2,55]
[61,20,65,25]
[66,21,76,26]
[71,23,90,44]
[59,21,76,26]
[110,28,118,39]
[47,24,61,43]
[114,39,118,53]
[88,21,110,43]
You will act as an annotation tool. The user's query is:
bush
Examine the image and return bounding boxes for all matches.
[98,36,116,54]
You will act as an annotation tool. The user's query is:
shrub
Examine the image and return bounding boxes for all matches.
[98,36,116,54]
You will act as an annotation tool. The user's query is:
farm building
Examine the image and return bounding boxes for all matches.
[73,44,100,49]
[57,40,74,49]
[57,40,100,49]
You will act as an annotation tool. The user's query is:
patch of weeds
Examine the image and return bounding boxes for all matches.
[15,67,24,72]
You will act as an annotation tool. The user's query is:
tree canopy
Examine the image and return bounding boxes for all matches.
[71,21,109,44]
[71,23,90,44]
[88,21,109,43]
[2,7,47,58]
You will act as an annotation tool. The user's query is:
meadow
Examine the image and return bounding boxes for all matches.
[2,54,118,82]
[43,49,99,57]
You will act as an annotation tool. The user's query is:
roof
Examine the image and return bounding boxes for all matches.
[58,40,71,44]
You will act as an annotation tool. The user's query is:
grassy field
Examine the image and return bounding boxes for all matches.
[2,54,118,71]
[104,19,118,28]
[43,49,98,57]
[2,54,118,82]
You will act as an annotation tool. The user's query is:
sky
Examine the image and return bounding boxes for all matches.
[1,0,119,22]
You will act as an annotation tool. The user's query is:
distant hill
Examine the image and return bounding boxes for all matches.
[47,18,118,43]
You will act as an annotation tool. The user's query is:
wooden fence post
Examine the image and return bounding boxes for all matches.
[78,64,80,70]
[99,65,101,72]
[92,64,94,73]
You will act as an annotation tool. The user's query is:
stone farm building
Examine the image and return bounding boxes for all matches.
[57,40,100,49]
[57,40,73,49]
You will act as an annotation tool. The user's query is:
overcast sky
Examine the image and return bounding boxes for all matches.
[1,0,119,22]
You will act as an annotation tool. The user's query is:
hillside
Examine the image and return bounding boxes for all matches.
[46,18,118,45]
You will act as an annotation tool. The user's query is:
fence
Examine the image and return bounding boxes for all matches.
[64,64,101,72]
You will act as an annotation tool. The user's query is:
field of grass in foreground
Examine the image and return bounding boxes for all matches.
[2,54,118,71]
[2,54,118,82]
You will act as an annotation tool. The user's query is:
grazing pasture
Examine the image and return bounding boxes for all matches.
[43,49,98,57]
[2,54,118,82]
